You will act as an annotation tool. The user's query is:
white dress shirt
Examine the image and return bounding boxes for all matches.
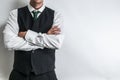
[3,4,64,51]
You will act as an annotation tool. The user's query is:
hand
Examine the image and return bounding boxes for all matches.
[18,31,27,38]
[47,26,61,35]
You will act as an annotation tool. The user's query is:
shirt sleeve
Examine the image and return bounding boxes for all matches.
[3,9,44,51]
[25,11,64,49]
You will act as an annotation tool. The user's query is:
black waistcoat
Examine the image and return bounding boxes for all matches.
[13,6,55,75]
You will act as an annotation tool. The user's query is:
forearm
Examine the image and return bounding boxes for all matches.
[42,33,64,49]
[25,30,64,49]
[3,31,43,51]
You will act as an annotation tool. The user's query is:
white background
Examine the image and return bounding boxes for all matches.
[1,0,120,80]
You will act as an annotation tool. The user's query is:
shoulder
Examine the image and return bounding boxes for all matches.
[9,5,27,14]
[54,10,63,20]
[9,9,17,14]
[18,6,28,11]
[54,10,62,17]
[45,6,54,12]
[9,6,28,17]
[45,6,63,17]
[9,9,18,18]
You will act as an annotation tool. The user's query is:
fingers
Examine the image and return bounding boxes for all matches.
[47,26,61,35]
[52,26,61,34]
[18,31,27,38]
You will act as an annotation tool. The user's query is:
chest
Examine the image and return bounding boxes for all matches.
[18,6,54,33]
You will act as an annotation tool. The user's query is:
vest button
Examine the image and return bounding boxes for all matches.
[32,50,35,53]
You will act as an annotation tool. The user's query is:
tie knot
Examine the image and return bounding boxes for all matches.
[32,10,40,20]
[32,10,40,14]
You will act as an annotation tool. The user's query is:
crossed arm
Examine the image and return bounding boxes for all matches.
[18,26,61,38]
[3,9,64,51]
[18,26,63,49]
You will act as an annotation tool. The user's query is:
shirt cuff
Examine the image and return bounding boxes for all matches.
[25,30,38,42]
[25,30,44,48]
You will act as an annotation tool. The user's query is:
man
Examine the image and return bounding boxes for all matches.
[3,0,64,80]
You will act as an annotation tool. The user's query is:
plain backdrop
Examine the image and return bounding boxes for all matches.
[1,0,120,80]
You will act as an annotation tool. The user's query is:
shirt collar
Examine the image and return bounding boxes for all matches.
[28,3,45,13]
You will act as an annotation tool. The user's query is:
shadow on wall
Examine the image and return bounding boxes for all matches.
[0,25,14,79]
[0,0,27,79]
